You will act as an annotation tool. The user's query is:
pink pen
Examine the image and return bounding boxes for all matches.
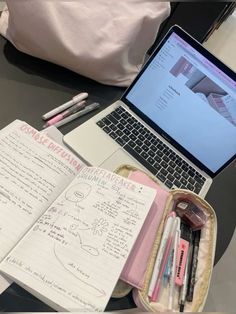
[151,217,178,302]
[43,100,86,128]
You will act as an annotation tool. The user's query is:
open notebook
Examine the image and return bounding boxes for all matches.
[0,120,156,311]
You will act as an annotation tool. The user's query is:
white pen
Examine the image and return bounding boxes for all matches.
[54,102,100,128]
[42,92,88,120]
[43,100,86,128]
[148,213,176,297]
[168,217,181,310]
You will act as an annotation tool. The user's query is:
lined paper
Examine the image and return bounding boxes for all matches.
[0,167,156,311]
[0,120,83,261]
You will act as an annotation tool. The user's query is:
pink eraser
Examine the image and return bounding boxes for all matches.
[175,238,189,286]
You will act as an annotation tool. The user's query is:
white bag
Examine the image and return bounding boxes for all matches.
[0,0,170,86]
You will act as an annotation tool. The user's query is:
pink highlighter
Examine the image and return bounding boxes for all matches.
[175,223,191,286]
[43,100,86,127]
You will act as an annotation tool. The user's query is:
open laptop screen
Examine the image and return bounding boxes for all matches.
[123,26,236,176]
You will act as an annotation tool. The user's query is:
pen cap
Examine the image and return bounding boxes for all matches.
[73,92,88,103]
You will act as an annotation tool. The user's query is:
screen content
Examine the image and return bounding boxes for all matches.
[126,32,236,173]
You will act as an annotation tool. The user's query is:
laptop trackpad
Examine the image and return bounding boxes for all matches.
[100,148,148,173]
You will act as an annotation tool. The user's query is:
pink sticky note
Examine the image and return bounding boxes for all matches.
[120,170,169,289]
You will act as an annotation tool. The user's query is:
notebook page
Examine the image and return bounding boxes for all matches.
[0,167,156,311]
[0,273,12,294]
[0,120,83,262]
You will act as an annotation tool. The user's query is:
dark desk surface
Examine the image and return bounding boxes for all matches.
[0,36,235,311]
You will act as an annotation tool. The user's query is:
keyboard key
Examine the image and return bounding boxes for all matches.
[148,150,155,157]
[155,155,161,163]
[173,179,181,188]
[110,124,117,131]
[194,184,202,194]
[144,139,151,146]
[167,173,175,182]
[116,129,123,137]
[161,161,168,168]
[167,166,174,174]
[142,144,149,151]
[111,111,120,120]
[187,183,194,191]
[188,177,195,185]
[103,126,111,133]
[136,139,143,146]
[117,123,125,130]
[154,162,161,171]
[96,120,105,128]
[107,114,118,125]
[147,157,155,165]
[180,177,187,186]
[160,168,168,176]
[175,166,182,174]
[123,129,131,136]
[115,137,126,146]
[141,151,148,159]
[151,145,158,152]
[156,172,166,183]
[110,132,117,139]
[165,179,173,189]
[174,172,181,180]
[134,146,142,154]
[122,135,129,143]
[129,140,136,148]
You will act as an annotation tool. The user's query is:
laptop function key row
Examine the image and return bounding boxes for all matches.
[96,107,206,194]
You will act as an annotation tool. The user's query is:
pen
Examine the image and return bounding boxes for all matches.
[43,100,86,128]
[186,230,201,302]
[54,102,100,128]
[148,213,176,297]
[42,92,88,120]
[168,217,181,310]
[151,217,178,302]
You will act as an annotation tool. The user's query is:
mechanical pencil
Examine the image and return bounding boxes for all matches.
[54,102,100,128]
[42,92,88,120]
[43,100,86,128]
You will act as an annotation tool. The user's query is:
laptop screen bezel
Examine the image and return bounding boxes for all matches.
[121,25,236,178]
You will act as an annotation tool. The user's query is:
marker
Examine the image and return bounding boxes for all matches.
[42,92,88,120]
[148,213,176,297]
[54,102,100,128]
[43,100,86,128]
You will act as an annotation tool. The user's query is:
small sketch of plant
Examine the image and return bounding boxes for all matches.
[91,218,109,236]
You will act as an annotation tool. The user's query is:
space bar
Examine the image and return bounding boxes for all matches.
[123,144,158,176]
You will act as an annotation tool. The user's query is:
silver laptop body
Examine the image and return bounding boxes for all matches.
[63,26,236,198]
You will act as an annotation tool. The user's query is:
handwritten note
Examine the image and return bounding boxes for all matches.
[0,120,83,261]
[0,167,156,311]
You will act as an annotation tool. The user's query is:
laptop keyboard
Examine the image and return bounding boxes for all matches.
[96,106,206,194]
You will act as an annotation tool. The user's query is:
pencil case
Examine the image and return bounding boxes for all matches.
[112,164,217,312]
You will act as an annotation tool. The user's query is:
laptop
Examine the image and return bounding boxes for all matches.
[63,25,236,198]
